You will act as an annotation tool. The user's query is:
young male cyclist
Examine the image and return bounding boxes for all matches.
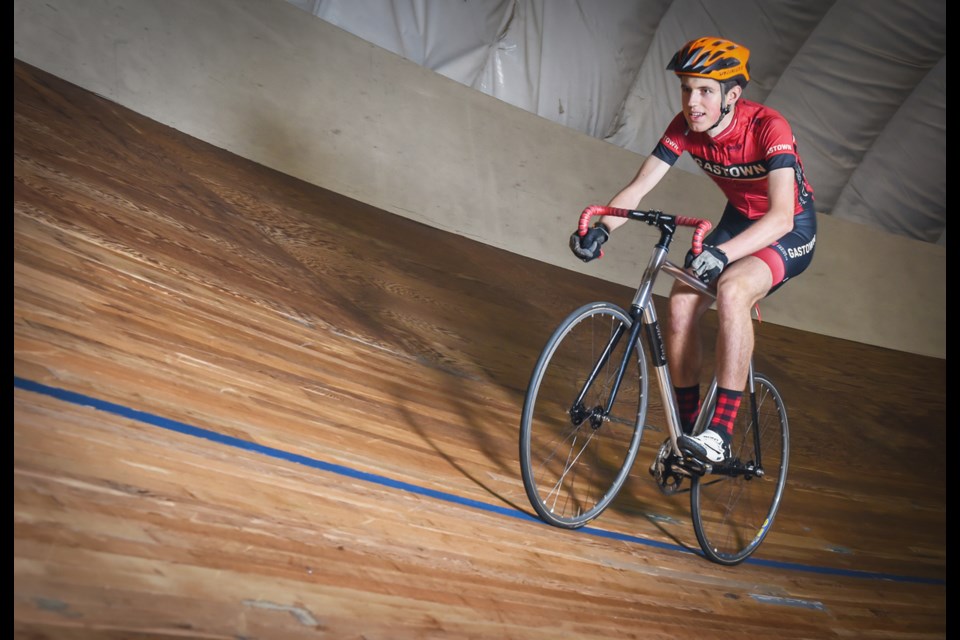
[570,37,817,464]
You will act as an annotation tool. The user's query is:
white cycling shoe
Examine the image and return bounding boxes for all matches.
[679,429,730,464]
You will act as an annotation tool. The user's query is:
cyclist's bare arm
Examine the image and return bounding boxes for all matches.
[600,156,671,233]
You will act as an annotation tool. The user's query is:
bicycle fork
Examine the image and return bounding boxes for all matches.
[568,316,638,430]
[566,296,711,485]
[567,296,688,448]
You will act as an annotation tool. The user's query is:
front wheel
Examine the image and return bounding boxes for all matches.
[519,302,649,529]
[690,373,789,565]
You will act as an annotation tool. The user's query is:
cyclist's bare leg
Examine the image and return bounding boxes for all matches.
[713,256,773,391]
[650,283,710,486]
[665,282,714,387]
[672,257,773,463]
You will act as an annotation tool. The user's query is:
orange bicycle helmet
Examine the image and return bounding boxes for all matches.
[667,37,750,88]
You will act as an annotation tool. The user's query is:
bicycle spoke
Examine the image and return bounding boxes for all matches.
[544,429,594,510]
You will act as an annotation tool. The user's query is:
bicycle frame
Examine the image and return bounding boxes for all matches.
[574,207,763,471]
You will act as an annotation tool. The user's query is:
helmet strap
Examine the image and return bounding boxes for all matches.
[705,97,730,133]
[706,84,737,134]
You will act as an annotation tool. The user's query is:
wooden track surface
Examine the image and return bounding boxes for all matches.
[14,59,946,639]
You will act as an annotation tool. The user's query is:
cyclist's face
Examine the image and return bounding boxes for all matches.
[679,77,732,133]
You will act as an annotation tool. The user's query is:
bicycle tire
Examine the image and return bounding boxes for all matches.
[690,372,789,565]
[519,302,649,528]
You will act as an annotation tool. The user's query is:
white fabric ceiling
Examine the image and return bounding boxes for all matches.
[288,0,946,246]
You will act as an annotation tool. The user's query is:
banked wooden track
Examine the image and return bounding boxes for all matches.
[14,59,946,639]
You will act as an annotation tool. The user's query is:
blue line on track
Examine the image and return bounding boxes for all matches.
[14,376,944,586]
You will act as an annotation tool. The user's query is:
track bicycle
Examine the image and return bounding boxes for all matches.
[518,205,789,565]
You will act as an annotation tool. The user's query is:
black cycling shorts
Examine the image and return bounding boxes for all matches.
[705,201,817,294]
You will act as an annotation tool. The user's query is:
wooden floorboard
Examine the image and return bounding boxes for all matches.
[14,59,946,639]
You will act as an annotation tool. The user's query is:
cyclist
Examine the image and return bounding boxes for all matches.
[570,37,817,464]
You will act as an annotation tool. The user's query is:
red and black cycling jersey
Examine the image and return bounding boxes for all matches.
[651,99,814,219]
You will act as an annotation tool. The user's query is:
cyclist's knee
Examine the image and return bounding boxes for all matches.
[669,289,706,319]
[716,259,771,306]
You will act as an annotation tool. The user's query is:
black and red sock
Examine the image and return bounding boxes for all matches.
[674,385,700,435]
[708,387,742,443]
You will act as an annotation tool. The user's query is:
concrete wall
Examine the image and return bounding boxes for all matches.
[14,0,945,359]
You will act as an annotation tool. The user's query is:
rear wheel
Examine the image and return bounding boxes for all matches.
[690,373,789,565]
[519,302,649,528]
